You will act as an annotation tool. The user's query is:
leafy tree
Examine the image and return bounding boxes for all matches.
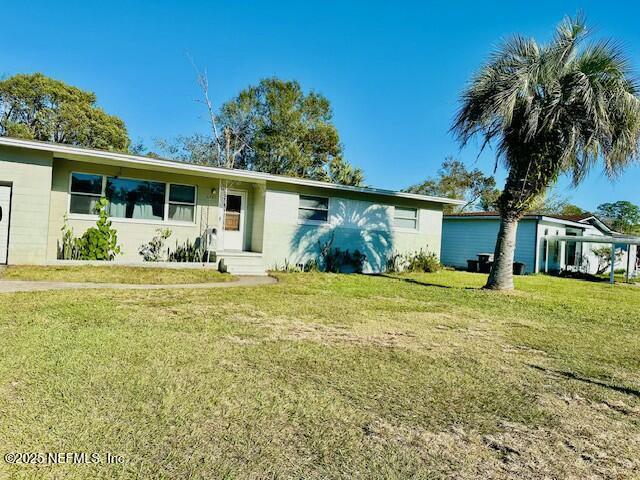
[596,201,640,234]
[0,73,130,151]
[159,76,363,186]
[452,16,640,290]
[527,191,585,216]
[592,245,623,274]
[404,157,499,213]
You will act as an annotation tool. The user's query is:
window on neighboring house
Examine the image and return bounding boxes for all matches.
[394,207,418,229]
[298,195,329,222]
[168,184,196,222]
[69,173,103,214]
[105,177,166,220]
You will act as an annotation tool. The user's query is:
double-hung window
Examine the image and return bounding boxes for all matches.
[393,207,418,229]
[69,173,103,215]
[298,195,329,222]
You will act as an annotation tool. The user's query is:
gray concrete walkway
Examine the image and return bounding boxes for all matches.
[0,275,277,293]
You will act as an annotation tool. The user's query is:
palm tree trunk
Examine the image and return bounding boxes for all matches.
[484,216,519,290]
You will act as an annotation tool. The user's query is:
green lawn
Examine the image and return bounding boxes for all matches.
[0,271,639,478]
[0,265,234,284]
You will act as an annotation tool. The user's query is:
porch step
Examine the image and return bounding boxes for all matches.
[217,252,266,276]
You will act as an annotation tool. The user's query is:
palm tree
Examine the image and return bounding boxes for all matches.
[452,15,640,290]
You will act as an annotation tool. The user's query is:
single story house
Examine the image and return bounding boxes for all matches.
[441,212,639,275]
[0,137,463,275]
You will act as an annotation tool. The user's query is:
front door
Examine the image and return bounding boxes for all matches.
[0,185,11,264]
[223,190,246,251]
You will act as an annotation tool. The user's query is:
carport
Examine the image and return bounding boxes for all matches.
[543,234,640,284]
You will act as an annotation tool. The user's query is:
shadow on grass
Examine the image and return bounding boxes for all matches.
[528,364,640,398]
[372,273,481,291]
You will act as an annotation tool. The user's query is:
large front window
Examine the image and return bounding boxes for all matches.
[68,172,196,223]
[105,177,166,220]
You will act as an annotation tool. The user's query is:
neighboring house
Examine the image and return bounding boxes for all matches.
[442,212,639,275]
[0,137,463,274]
[557,213,639,275]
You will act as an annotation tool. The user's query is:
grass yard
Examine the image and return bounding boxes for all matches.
[0,265,234,284]
[0,271,639,478]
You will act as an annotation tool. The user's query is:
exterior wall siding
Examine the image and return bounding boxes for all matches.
[0,146,53,264]
[261,183,443,273]
[441,218,537,273]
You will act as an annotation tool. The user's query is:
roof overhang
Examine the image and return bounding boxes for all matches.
[0,137,465,206]
[578,215,615,234]
[544,234,640,245]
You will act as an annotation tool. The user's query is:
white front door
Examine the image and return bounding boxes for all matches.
[223,190,246,251]
[0,185,11,264]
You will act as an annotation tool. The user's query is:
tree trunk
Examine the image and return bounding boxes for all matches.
[484,216,519,290]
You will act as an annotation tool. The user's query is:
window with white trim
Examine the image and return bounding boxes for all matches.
[298,195,329,222]
[168,184,196,222]
[70,173,103,214]
[394,206,418,229]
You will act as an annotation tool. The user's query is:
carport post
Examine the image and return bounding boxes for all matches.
[626,244,631,283]
[610,245,616,285]
[544,239,549,273]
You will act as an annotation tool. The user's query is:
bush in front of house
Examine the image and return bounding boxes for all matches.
[76,198,121,260]
[58,198,121,261]
[168,238,206,263]
[317,234,366,273]
[386,248,441,273]
[139,228,172,261]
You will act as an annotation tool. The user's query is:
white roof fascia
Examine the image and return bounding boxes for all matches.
[0,137,465,206]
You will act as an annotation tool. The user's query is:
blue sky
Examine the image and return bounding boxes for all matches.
[3,0,640,210]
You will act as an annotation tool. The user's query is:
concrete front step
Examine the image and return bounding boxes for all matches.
[217,251,266,276]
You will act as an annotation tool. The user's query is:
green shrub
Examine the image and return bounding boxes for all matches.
[76,198,121,260]
[57,214,82,260]
[139,229,172,261]
[386,248,441,273]
[168,238,205,263]
[318,235,367,273]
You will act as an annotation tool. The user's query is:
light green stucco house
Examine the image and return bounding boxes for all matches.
[0,137,463,274]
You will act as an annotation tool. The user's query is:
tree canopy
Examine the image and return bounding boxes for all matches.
[596,200,640,234]
[158,77,363,186]
[0,73,130,151]
[403,158,499,213]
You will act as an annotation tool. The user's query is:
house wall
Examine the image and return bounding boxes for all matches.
[0,146,53,264]
[441,218,537,273]
[261,182,444,272]
[48,158,229,262]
